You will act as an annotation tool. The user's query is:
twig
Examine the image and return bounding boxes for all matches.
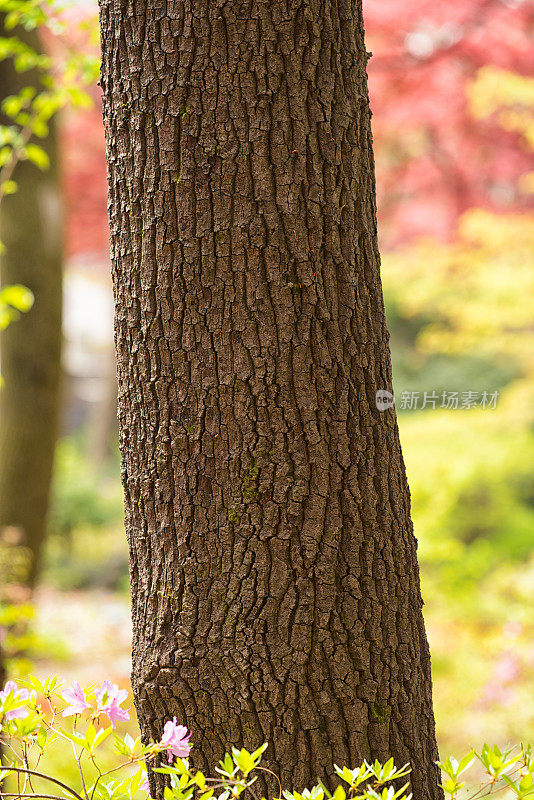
[256,766,282,799]
[0,768,85,800]
[70,745,89,800]
[1,793,70,800]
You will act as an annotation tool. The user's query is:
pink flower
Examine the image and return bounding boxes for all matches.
[95,680,130,728]
[141,773,150,794]
[160,718,191,762]
[62,681,90,717]
[0,680,29,720]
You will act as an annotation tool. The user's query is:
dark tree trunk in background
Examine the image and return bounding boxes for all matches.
[0,26,63,587]
[100,1,441,796]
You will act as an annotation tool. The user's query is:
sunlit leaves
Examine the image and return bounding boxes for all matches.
[334,764,371,789]
[61,721,112,753]
[365,760,411,785]
[0,0,100,214]
[383,209,534,379]
[23,141,48,168]
[467,67,534,149]
[436,745,534,800]
[1,178,16,193]
[1,672,534,800]
[476,743,522,778]
[232,744,268,776]
[283,787,325,800]
[0,0,48,33]
[0,283,34,329]
[0,0,100,347]
[115,731,142,758]
[18,673,62,697]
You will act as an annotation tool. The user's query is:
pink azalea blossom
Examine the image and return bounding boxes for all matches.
[62,681,90,717]
[0,680,29,720]
[95,680,130,728]
[160,718,191,762]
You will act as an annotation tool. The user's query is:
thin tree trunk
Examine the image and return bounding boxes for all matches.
[99,1,441,796]
[0,26,63,587]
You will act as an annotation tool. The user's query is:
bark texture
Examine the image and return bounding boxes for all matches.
[0,26,63,587]
[99,1,441,796]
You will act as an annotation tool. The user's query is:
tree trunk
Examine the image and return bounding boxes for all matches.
[99,1,441,796]
[0,26,63,587]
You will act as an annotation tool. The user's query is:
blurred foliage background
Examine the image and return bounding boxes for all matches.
[0,0,532,782]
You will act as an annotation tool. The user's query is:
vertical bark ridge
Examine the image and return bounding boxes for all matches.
[99,0,441,796]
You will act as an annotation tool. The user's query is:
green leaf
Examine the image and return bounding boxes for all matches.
[2,94,23,117]
[129,768,147,797]
[92,726,112,751]
[1,179,17,194]
[251,742,268,761]
[216,752,235,778]
[85,722,97,747]
[194,772,206,790]
[0,305,19,330]
[334,764,371,788]
[0,283,34,311]
[0,146,13,167]
[10,711,42,737]
[332,787,346,800]
[36,726,47,749]
[232,746,256,776]
[61,728,88,749]
[32,118,48,138]
[44,675,61,696]
[115,735,130,756]
[23,142,49,170]
[457,751,476,775]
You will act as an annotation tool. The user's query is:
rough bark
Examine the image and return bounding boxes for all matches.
[99,1,441,796]
[0,25,63,587]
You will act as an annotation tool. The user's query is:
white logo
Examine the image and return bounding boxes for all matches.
[376,389,395,411]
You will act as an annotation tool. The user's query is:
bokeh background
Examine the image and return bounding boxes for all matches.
[1,0,533,769]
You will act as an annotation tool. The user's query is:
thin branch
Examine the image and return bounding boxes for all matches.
[88,756,139,798]
[0,768,85,800]
[256,766,282,799]
[70,745,89,800]
[87,753,103,800]
[1,793,69,800]
[463,765,523,800]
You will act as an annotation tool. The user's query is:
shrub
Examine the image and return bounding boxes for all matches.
[0,676,533,800]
